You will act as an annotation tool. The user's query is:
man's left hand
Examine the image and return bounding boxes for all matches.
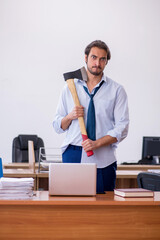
[81,135,117,153]
[81,139,97,152]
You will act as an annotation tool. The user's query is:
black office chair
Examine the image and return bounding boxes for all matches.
[12,134,45,163]
[137,172,160,191]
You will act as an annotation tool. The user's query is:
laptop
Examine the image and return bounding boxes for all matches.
[49,163,97,196]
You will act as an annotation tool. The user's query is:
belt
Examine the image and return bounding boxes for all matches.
[68,144,82,150]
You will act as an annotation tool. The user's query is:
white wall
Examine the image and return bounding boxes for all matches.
[0,0,160,163]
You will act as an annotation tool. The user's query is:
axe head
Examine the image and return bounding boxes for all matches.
[63,67,87,82]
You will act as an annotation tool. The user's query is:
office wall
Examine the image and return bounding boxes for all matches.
[0,0,160,163]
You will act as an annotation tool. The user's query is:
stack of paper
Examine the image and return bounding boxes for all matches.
[0,177,34,200]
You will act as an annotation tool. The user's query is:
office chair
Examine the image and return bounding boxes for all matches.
[137,172,160,191]
[12,134,45,163]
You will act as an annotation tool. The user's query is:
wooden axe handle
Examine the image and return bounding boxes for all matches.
[66,79,94,157]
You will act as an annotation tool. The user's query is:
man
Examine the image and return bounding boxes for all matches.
[53,40,129,193]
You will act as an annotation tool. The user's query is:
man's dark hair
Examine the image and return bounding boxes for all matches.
[85,40,111,60]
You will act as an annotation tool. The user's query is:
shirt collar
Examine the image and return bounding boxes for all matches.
[77,73,108,86]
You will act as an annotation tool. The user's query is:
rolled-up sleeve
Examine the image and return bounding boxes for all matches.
[53,87,68,134]
[107,86,129,143]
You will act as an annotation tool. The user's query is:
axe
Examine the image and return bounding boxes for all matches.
[63,67,94,157]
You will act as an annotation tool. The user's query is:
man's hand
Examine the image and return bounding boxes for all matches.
[82,135,117,153]
[61,106,84,130]
[81,139,97,152]
[68,106,84,120]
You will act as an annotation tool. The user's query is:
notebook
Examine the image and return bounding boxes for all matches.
[114,188,154,198]
[49,163,97,196]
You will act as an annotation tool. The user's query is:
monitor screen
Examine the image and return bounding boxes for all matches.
[142,136,160,163]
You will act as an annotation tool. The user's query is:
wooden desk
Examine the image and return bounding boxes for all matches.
[116,170,142,188]
[36,171,48,190]
[0,191,160,240]
[3,162,39,169]
[118,164,160,171]
[3,168,36,177]
[36,170,143,190]
[3,164,159,190]
[4,163,160,171]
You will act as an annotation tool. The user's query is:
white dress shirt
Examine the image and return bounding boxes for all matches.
[53,74,129,168]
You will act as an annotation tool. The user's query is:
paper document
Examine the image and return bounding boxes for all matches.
[0,177,34,200]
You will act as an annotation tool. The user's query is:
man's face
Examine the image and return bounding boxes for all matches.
[85,47,107,76]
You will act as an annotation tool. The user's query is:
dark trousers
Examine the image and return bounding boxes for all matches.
[62,144,117,193]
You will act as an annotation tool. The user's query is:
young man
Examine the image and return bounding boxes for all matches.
[53,40,129,193]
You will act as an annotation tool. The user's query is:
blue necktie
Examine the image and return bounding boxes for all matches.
[83,81,104,140]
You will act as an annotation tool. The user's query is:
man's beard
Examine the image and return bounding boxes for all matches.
[87,65,103,76]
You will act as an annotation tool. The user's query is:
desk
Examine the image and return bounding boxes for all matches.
[3,162,39,169]
[36,170,142,190]
[116,170,142,188]
[4,163,160,171]
[3,165,159,190]
[118,164,160,171]
[2,169,145,190]
[3,169,36,178]
[0,191,160,239]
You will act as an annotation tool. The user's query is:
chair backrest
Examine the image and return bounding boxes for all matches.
[137,172,160,191]
[12,134,45,163]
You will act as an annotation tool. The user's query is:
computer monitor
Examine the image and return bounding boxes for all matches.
[141,136,160,164]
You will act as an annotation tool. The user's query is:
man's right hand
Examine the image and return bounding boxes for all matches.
[61,106,84,130]
[68,106,84,120]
